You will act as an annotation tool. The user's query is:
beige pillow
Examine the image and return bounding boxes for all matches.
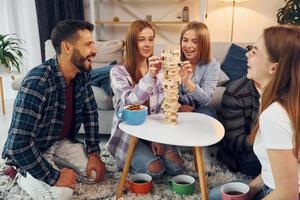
[217,69,230,86]
[94,40,124,64]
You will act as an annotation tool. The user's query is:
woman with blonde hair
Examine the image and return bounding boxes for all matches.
[178,21,220,117]
[210,25,300,199]
[107,20,183,178]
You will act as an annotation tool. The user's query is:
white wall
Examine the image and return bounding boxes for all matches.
[205,0,285,43]
[85,0,285,44]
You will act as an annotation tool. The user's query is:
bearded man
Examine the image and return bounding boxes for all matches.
[2,20,106,200]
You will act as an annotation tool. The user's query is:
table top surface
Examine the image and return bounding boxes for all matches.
[119,112,225,147]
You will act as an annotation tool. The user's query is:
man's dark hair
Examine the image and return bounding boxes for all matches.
[51,20,94,55]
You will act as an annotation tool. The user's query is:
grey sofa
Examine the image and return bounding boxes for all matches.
[11,41,248,134]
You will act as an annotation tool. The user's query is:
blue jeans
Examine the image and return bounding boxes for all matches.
[130,140,183,179]
[194,105,217,119]
[209,181,274,200]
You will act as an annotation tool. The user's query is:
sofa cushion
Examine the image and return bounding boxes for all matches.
[208,86,226,112]
[221,44,248,81]
[217,69,230,86]
[92,86,113,110]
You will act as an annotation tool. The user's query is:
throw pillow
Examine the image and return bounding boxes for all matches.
[221,44,248,81]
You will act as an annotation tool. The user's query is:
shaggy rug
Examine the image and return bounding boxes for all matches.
[0,148,249,200]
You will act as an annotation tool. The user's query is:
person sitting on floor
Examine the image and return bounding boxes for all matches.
[1,20,106,200]
[217,75,261,177]
[107,20,184,179]
[210,24,300,200]
[178,21,220,118]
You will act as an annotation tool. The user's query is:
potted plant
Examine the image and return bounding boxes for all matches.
[0,33,24,73]
[277,0,300,25]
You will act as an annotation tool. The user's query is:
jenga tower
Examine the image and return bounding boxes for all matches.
[161,47,181,124]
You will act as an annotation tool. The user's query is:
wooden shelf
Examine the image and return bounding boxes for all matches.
[95,20,189,25]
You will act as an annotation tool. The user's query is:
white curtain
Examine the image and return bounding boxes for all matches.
[0,0,41,73]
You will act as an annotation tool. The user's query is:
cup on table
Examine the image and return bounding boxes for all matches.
[220,182,250,200]
[169,174,195,195]
[117,105,147,125]
[127,173,153,194]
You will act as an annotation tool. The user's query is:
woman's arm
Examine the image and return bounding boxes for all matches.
[110,65,157,105]
[249,174,264,199]
[263,149,298,199]
[183,59,220,106]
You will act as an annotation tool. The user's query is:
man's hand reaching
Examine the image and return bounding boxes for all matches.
[55,168,77,190]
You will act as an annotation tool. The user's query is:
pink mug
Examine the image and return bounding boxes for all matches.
[220,182,250,200]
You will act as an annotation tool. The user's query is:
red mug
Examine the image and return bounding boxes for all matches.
[221,182,250,200]
[127,173,153,194]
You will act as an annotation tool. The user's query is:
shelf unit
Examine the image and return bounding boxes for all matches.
[95,20,189,25]
[89,0,206,41]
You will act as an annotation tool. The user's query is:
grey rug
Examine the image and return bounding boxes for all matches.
[0,149,249,200]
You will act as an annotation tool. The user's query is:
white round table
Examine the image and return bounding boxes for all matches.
[115,112,225,200]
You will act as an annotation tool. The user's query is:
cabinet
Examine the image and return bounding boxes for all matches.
[89,0,203,42]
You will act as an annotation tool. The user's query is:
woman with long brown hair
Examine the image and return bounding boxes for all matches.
[107,20,183,178]
[210,25,300,199]
[178,21,220,118]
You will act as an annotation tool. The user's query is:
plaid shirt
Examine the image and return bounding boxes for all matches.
[107,65,163,168]
[2,58,100,186]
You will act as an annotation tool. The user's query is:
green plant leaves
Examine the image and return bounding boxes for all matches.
[0,33,24,72]
[277,0,300,25]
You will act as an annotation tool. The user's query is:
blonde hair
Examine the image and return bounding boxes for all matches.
[250,25,300,157]
[180,21,211,64]
[123,20,155,84]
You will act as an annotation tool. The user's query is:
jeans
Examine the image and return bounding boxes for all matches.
[131,140,183,179]
[194,105,217,119]
[16,139,93,200]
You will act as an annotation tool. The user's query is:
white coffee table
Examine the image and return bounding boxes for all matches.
[116,112,225,200]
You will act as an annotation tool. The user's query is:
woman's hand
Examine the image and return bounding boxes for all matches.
[148,56,162,78]
[179,104,194,112]
[179,61,193,85]
[151,142,165,156]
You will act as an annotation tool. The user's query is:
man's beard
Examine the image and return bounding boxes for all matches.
[71,49,93,72]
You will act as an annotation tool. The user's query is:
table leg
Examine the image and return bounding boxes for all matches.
[0,76,5,114]
[116,136,138,199]
[194,147,208,200]
[193,148,198,173]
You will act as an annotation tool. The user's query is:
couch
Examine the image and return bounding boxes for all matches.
[11,40,248,134]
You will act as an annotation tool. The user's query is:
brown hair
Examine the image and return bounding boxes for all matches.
[250,25,300,157]
[180,21,211,64]
[123,20,155,84]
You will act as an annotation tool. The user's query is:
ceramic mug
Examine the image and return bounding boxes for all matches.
[220,182,250,200]
[169,174,195,195]
[117,105,147,125]
[127,173,153,194]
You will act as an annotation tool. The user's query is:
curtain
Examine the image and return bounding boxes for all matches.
[0,0,41,72]
[35,0,84,62]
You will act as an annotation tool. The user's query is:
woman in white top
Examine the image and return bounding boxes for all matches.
[209,25,300,200]
[246,25,300,199]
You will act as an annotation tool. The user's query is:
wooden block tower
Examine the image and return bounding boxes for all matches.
[161,47,181,125]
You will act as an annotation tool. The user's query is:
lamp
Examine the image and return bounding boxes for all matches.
[220,0,248,42]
